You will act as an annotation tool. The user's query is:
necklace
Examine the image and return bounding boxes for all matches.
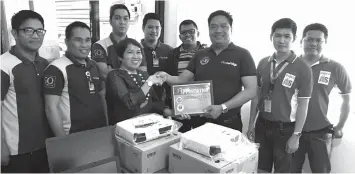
[128,72,150,101]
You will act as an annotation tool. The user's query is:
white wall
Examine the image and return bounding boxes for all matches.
[165,0,355,172]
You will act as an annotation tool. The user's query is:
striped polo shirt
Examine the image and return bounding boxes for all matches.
[43,53,106,134]
[257,52,313,122]
[303,56,352,131]
[1,46,52,155]
[177,41,206,74]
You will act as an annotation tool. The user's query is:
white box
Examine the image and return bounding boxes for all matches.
[181,123,252,157]
[116,133,180,173]
[115,114,175,144]
[169,143,258,173]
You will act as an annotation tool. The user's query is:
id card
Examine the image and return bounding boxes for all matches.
[264,99,272,112]
[89,82,95,93]
[153,58,159,67]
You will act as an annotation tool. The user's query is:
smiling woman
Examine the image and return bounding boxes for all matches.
[105,38,173,125]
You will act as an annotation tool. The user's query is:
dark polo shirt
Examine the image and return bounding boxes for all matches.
[1,46,52,155]
[186,42,257,118]
[92,33,146,69]
[303,55,352,131]
[257,52,313,122]
[43,53,106,134]
[141,39,173,101]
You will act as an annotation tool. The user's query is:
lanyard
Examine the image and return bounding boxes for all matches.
[268,60,289,93]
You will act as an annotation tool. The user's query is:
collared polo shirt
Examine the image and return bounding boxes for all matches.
[1,46,52,155]
[257,51,313,122]
[141,39,173,101]
[92,33,146,69]
[43,53,106,134]
[186,42,257,118]
[177,41,207,74]
[303,55,352,131]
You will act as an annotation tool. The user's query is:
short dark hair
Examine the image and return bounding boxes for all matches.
[115,38,144,59]
[11,10,44,30]
[142,13,161,29]
[65,21,91,39]
[271,18,297,37]
[208,10,233,26]
[302,23,328,39]
[179,19,198,32]
[110,4,130,20]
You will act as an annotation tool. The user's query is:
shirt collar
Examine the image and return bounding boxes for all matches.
[179,41,203,52]
[141,39,161,50]
[9,46,41,64]
[268,51,297,63]
[109,33,127,45]
[301,54,330,67]
[208,42,236,53]
[65,52,93,67]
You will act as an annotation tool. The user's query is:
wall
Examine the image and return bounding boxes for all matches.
[165,0,355,172]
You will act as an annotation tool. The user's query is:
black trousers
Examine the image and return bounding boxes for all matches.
[255,116,295,173]
[291,126,333,173]
[1,148,49,173]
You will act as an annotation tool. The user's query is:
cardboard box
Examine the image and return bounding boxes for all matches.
[121,167,168,173]
[116,133,180,173]
[169,143,258,173]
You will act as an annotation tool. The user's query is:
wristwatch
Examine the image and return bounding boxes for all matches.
[221,104,228,113]
[147,80,153,87]
[293,132,302,137]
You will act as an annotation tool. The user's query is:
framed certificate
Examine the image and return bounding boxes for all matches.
[172,81,214,115]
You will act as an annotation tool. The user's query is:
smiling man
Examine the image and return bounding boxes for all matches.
[43,22,107,137]
[141,13,173,102]
[1,10,52,173]
[247,18,313,173]
[157,10,257,132]
[164,19,206,132]
[291,23,352,173]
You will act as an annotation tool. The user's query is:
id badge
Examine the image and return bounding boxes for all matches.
[153,58,159,67]
[264,99,272,113]
[89,82,95,93]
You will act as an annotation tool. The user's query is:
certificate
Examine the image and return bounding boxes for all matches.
[172,81,214,115]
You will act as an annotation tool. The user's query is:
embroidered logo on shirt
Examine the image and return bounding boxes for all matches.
[44,76,56,88]
[318,71,331,85]
[93,49,103,56]
[200,57,210,65]
[221,61,237,67]
[282,73,296,88]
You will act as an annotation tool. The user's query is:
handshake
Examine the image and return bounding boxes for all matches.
[147,71,169,86]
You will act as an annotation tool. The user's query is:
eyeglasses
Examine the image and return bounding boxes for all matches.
[18,28,46,36]
[180,29,196,36]
[304,37,325,44]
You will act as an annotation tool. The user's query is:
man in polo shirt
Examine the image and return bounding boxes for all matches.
[43,21,107,136]
[247,18,313,173]
[157,10,257,132]
[291,23,352,173]
[164,19,207,132]
[141,13,173,101]
[1,10,52,173]
[92,4,147,79]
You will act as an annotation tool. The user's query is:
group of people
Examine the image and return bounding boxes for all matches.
[0,3,352,174]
